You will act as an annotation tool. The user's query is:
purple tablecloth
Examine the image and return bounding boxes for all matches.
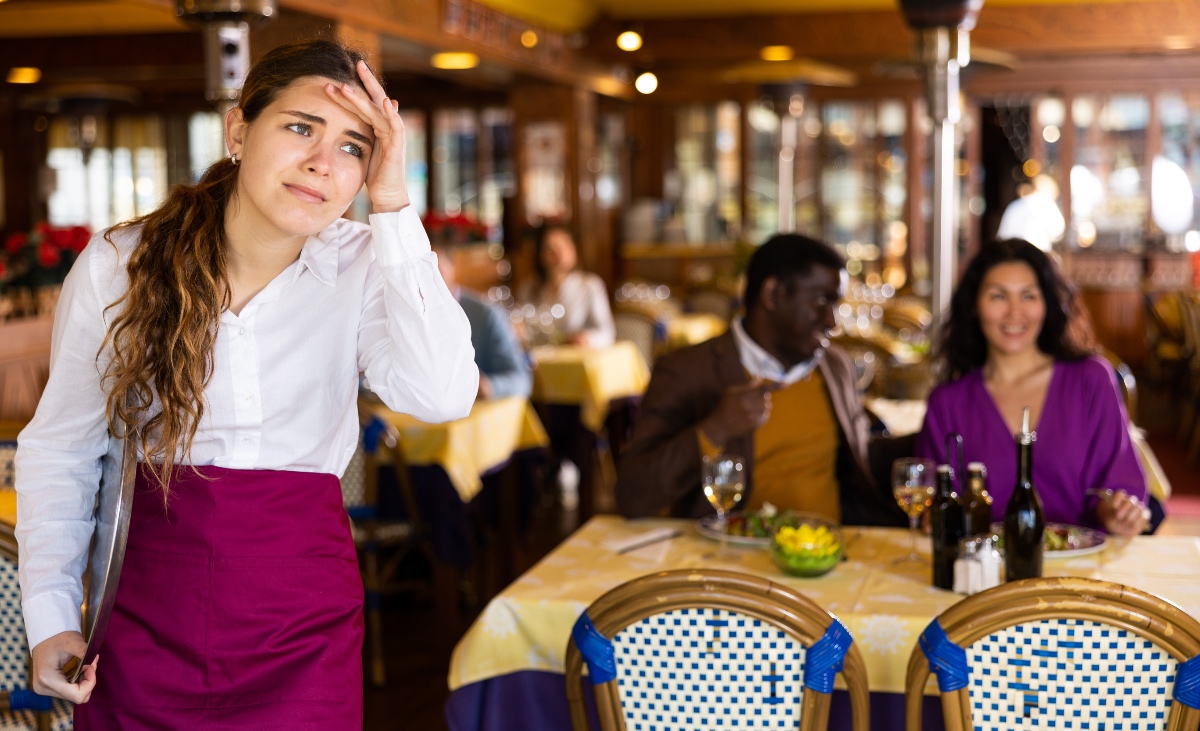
[445,669,948,731]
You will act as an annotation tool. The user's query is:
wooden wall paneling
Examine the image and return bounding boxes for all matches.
[905,96,927,294]
[962,103,982,268]
[1145,90,1162,239]
[627,103,667,203]
[573,86,612,285]
[336,23,383,66]
[739,101,750,239]
[1057,91,1074,238]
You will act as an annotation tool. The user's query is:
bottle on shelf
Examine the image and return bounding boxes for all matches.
[1003,407,1045,582]
[963,462,994,538]
[929,463,965,591]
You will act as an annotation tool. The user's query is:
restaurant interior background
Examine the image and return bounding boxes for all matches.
[3,0,1200,727]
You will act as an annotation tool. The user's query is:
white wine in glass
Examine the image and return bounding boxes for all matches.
[892,458,936,564]
[702,455,745,556]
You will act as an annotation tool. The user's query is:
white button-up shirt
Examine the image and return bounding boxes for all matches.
[16,208,478,650]
[730,316,822,385]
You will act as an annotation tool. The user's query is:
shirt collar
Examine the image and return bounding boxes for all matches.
[730,317,822,385]
[294,229,339,287]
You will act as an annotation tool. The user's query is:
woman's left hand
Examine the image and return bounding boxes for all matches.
[326,60,409,213]
[1097,489,1151,536]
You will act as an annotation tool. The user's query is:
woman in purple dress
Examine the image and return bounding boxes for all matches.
[915,239,1149,535]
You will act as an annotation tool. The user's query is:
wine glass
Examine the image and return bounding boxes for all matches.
[702,455,745,557]
[892,458,936,564]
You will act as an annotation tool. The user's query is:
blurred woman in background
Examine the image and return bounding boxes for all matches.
[518,225,614,347]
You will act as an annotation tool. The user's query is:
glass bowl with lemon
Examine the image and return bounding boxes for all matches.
[769,513,843,577]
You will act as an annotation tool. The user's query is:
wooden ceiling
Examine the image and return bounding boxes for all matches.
[3,0,1200,99]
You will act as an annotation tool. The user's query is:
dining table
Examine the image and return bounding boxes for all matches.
[369,395,549,505]
[444,514,1200,731]
[659,312,728,354]
[530,342,650,434]
[363,395,550,569]
[529,343,651,518]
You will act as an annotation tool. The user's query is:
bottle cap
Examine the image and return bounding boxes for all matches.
[937,463,954,479]
[967,461,986,475]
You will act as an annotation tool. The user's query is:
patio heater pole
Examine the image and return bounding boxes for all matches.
[175,0,277,114]
[899,0,982,319]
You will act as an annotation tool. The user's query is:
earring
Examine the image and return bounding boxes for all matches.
[230,153,239,165]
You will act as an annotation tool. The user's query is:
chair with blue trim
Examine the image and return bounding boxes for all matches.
[904,576,1200,731]
[565,569,869,731]
[341,401,429,688]
[0,523,73,730]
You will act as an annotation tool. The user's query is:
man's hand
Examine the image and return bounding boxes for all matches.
[477,372,493,400]
[698,379,775,447]
[31,631,97,703]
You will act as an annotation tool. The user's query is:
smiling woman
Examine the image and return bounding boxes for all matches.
[915,239,1150,540]
[15,39,478,730]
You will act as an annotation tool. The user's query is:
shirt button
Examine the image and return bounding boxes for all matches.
[240,327,247,336]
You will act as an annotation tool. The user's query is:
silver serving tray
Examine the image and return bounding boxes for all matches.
[67,427,136,683]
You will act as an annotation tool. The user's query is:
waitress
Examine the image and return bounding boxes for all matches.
[17,40,477,728]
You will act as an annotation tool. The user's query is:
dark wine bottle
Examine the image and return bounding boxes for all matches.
[1003,407,1045,582]
[929,464,965,590]
[963,462,994,538]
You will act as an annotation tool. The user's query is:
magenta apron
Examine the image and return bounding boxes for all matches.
[75,465,364,730]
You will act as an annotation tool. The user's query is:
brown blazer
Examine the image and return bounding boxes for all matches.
[615,331,907,526]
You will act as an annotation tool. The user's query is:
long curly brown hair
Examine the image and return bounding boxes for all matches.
[100,40,372,491]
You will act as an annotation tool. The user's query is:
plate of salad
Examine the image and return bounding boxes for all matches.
[990,522,1107,558]
[697,503,793,547]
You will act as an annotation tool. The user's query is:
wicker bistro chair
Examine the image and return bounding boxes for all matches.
[0,533,73,730]
[613,310,661,371]
[341,405,430,688]
[565,569,869,731]
[904,577,1200,731]
[685,288,738,323]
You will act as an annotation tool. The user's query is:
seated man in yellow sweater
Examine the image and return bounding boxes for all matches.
[615,234,906,526]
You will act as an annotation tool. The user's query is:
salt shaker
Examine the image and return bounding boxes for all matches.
[953,538,984,595]
[978,536,1003,591]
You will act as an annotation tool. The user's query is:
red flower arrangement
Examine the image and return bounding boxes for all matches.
[1,222,92,294]
[421,211,489,246]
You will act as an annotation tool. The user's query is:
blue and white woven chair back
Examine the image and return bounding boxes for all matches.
[910,578,1200,731]
[611,607,807,730]
[340,440,368,512]
[965,618,1176,731]
[0,553,73,730]
[566,569,867,731]
[0,442,15,491]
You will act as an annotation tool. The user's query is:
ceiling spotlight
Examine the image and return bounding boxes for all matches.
[634,71,658,94]
[431,52,480,70]
[617,30,643,52]
[7,67,42,84]
[521,30,539,49]
[760,45,794,61]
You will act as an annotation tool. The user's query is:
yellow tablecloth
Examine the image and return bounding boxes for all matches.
[530,343,650,432]
[662,312,727,352]
[449,515,1200,694]
[371,396,548,503]
[0,491,14,527]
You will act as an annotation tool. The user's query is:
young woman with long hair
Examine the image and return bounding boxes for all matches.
[915,239,1148,535]
[17,40,477,728]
